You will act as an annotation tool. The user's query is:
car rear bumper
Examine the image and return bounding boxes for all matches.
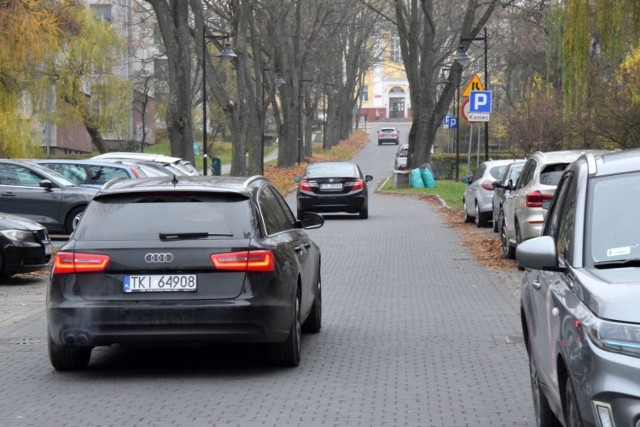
[47,298,293,347]
[298,193,366,214]
[378,138,399,144]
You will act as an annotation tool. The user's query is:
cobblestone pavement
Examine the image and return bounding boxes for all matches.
[0,123,534,426]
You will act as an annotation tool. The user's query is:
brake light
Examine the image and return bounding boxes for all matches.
[391,132,398,137]
[299,179,318,191]
[131,168,140,178]
[378,132,384,137]
[52,252,110,274]
[211,250,275,272]
[525,190,553,207]
[481,179,494,191]
[344,179,365,190]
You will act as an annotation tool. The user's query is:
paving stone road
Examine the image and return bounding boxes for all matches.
[0,123,534,426]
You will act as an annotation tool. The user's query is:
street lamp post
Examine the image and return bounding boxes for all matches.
[202,30,236,175]
[260,69,285,175]
[298,79,312,164]
[455,27,489,161]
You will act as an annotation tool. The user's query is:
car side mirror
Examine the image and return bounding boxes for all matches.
[461,176,471,185]
[39,179,54,190]
[299,212,324,230]
[365,175,373,182]
[491,181,502,189]
[294,177,301,183]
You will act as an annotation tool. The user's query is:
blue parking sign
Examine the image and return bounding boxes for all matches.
[449,117,458,129]
[469,91,492,113]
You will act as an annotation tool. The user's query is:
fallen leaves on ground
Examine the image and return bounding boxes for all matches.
[418,195,517,271]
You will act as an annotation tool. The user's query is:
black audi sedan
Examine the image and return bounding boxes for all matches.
[47,175,324,370]
[295,161,373,220]
[0,213,51,278]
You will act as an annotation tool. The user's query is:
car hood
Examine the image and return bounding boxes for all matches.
[0,213,45,231]
[577,268,640,323]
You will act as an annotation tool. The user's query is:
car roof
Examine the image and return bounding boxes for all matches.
[92,152,183,163]
[530,150,610,164]
[588,148,640,177]
[34,159,137,169]
[97,175,267,198]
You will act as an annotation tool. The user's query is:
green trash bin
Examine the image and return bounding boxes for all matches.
[212,157,221,176]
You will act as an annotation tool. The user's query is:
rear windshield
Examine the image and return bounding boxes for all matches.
[539,163,569,186]
[74,193,255,241]
[306,163,358,177]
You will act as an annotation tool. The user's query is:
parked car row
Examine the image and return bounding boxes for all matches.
[0,153,198,236]
[462,149,640,426]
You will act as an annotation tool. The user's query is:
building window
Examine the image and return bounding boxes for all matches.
[361,85,369,102]
[390,34,401,62]
[90,4,112,22]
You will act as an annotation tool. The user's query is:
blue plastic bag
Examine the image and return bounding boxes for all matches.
[421,168,436,188]
[410,168,425,188]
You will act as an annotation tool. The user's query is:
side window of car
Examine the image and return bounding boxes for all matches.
[516,160,534,189]
[543,172,576,263]
[472,165,485,182]
[50,164,87,184]
[15,166,45,187]
[258,186,292,236]
[89,166,129,183]
[267,186,296,229]
[0,164,20,185]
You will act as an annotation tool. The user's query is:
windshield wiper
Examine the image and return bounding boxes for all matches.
[159,232,233,240]
[594,258,640,269]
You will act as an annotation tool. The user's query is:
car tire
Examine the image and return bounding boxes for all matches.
[359,207,369,219]
[529,355,562,427]
[65,206,86,234]
[463,200,473,223]
[474,202,489,228]
[269,288,301,367]
[500,222,516,259]
[48,334,91,371]
[302,273,321,333]
[564,377,583,427]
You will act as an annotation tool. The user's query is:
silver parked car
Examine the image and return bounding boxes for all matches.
[500,150,608,259]
[491,160,525,232]
[462,159,515,227]
[92,152,199,176]
[518,149,640,427]
[394,144,408,170]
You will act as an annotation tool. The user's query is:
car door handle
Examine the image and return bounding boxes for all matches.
[532,280,541,290]
[1,192,16,197]
[295,243,310,252]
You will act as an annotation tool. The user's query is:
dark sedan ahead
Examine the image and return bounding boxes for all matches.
[47,175,324,370]
[0,213,51,277]
[295,161,373,220]
[0,160,97,234]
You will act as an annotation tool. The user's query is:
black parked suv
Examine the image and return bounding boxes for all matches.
[518,149,640,427]
[47,175,324,370]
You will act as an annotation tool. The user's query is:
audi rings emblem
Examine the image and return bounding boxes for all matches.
[144,253,174,263]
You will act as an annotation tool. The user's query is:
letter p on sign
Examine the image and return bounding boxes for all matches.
[469,91,492,113]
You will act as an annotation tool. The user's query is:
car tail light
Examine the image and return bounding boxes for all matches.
[378,132,384,137]
[391,132,398,137]
[525,190,553,207]
[299,179,318,191]
[481,179,494,191]
[130,168,140,178]
[53,252,110,274]
[344,179,365,191]
[211,250,275,272]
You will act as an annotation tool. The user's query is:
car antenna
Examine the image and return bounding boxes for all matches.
[171,175,179,185]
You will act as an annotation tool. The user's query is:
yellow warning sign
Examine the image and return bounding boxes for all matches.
[462,75,485,97]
